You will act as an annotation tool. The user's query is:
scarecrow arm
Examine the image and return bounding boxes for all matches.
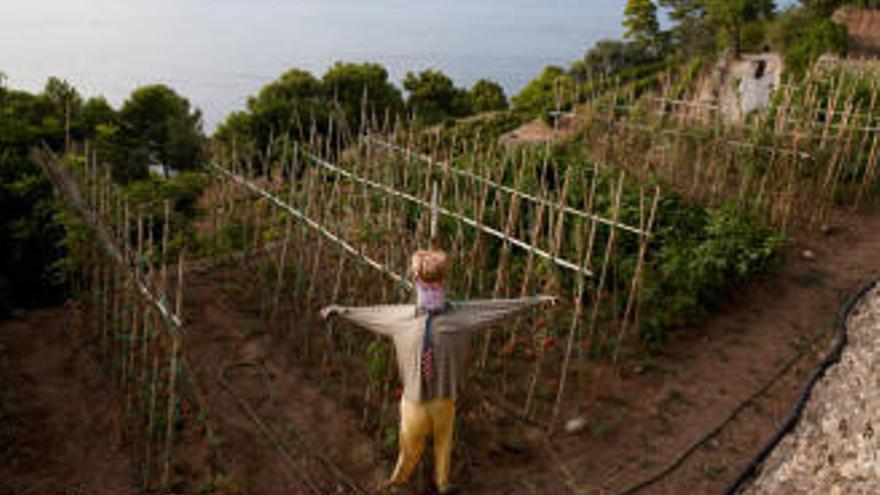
[443,296,556,333]
[321,304,412,337]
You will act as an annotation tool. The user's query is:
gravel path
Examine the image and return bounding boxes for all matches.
[746,286,880,494]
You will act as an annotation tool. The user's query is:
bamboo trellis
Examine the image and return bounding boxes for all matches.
[35,148,222,492]
[40,118,666,493]
[580,68,880,231]
[364,135,649,236]
[207,132,661,431]
[301,151,595,277]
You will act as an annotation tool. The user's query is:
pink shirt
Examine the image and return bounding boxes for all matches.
[416,280,445,312]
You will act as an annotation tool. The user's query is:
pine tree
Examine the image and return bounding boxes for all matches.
[706,0,775,57]
[623,0,661,47]
[659,0,711,53]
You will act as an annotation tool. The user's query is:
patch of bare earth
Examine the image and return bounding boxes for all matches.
[500,114,582,145]
[0,309,137,494]
[180,267,387,494]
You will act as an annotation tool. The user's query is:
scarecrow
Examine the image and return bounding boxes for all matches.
[321,249,556,493]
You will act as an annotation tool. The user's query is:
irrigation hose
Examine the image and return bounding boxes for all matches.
[613,277,878,495]
[722,276,879,495]
[218,361,367,495]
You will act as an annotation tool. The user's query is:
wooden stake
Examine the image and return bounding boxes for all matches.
[612,187,660,364]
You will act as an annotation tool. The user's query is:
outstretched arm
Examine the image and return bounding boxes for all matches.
[442,295,557,333]
[321,304,414,337]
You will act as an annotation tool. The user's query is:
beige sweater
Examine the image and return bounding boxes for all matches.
[323,296,554,402]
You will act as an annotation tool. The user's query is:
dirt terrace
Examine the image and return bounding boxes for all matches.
[172,202,880,494]
[1,206,878,494]
[0,309,137,494]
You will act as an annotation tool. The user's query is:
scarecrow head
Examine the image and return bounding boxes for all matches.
[410,249,449,285]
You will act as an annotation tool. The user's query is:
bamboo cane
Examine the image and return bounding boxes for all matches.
[612,187,660,364]
[584,174,625,354]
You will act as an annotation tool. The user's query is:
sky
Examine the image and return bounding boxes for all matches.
[0,0,801,130]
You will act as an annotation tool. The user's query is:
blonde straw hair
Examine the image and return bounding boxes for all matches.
[410,250,449,284]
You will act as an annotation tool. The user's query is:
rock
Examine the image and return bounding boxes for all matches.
[564,416,588,434]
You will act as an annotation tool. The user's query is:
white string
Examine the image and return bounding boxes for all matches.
[365,136,647,237]
[210,163,414,291]
[302,151,595,278]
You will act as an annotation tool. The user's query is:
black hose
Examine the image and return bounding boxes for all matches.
[722,277,879,495]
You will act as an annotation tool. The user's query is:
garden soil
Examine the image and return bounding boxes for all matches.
[501,203,880,495]
[179,267,388,494]
[0,309,137,494]
[177,201,880,494]
[2,201,879,494]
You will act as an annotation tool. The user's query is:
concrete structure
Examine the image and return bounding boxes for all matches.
[718,53,783,122]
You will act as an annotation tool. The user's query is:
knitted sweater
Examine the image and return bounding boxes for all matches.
[323,296,554,402]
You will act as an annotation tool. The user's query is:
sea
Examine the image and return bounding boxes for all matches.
[0,0,630,131]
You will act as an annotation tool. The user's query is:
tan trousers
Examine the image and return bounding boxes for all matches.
[390,397,456,491]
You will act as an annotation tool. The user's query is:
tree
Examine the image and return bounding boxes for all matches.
[117,85,205,180]
[80,97,116,139]
[511,66,575,117]
[0,87,70,315]
[244,68,324,149]
[403,70,472,124]
[659,0,713,53]
[213,110,254,161]
[706,0,776,57]
[215,63,404,164]
[799,0,844,16]
[469,79,508,113]
[800,0,880,14]
[570,39,655,82]
[43,77,83,147]
[773,8,848,75]
[322,62,404,133]
[624,0,661,47]
[43,77,83,117]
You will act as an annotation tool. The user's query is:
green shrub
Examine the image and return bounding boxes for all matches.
[773,10,848,77]
[571,39,658,83]
[740,20,770,53]
[124,171,210,218]
[511,66,574,119]
[470,79,508,113]
[640,199,784,345]
[403,70,472,126]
